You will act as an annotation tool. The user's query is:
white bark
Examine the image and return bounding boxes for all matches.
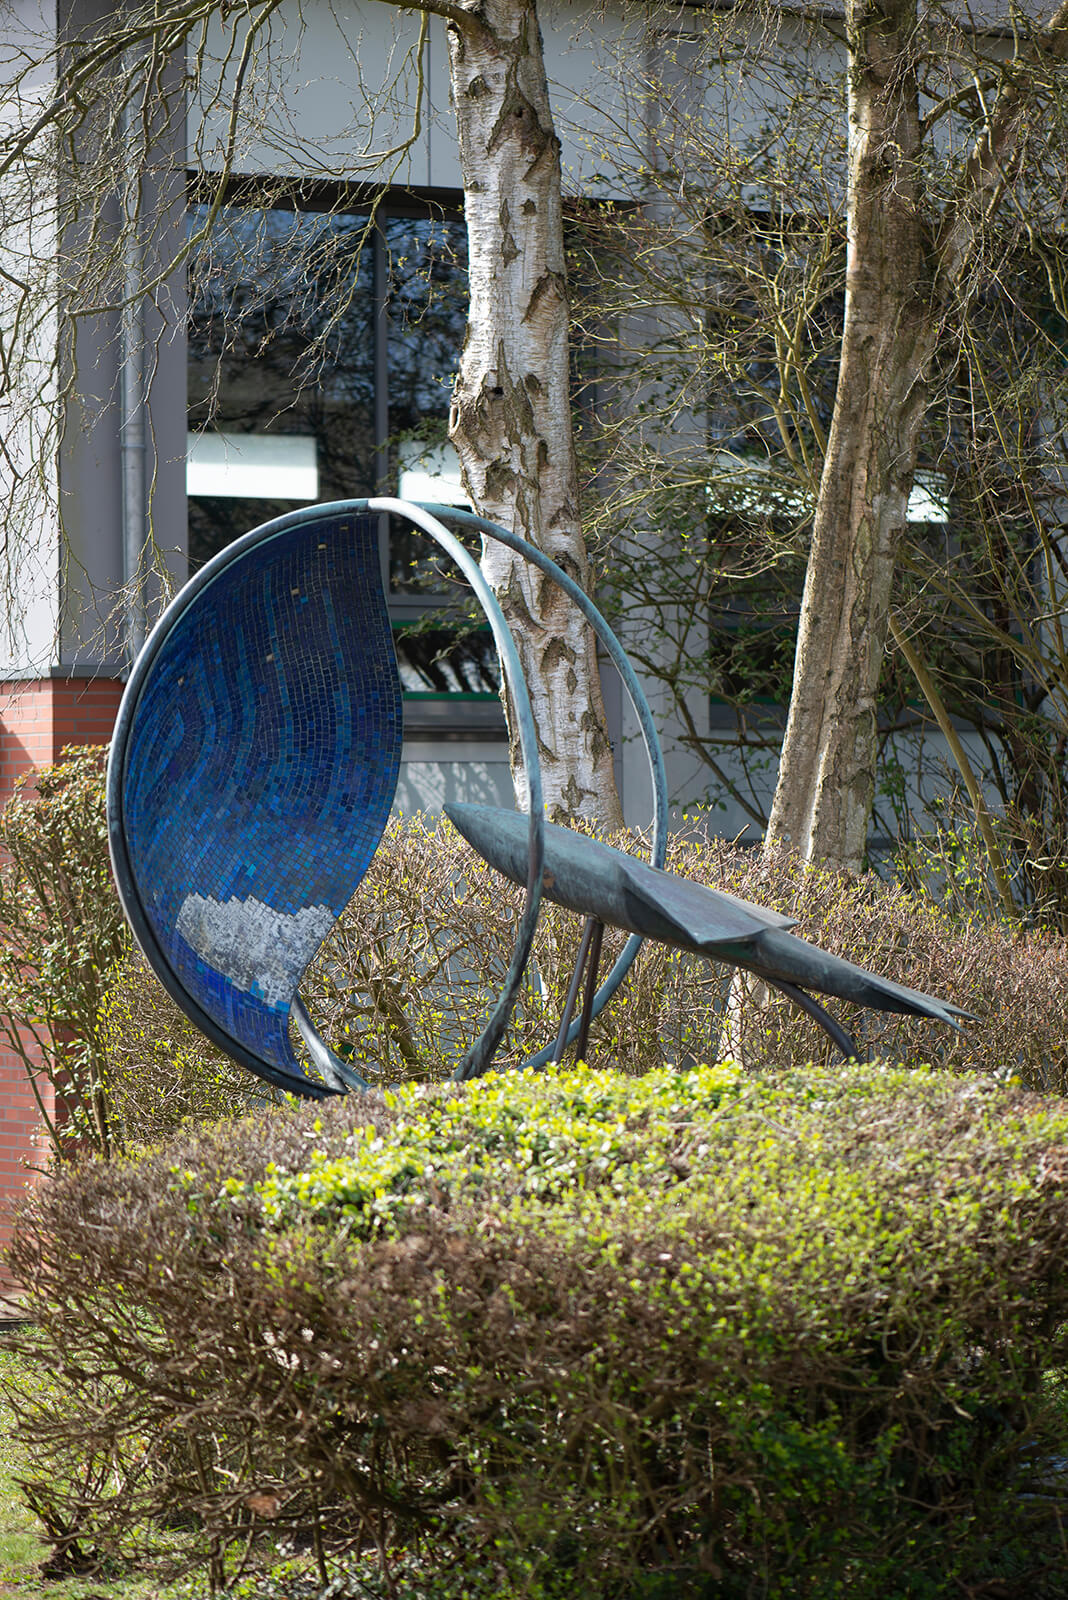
[766,0,928,871]
[444,0,622,827]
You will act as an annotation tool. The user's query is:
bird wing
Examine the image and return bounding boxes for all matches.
[446,803,797,943]
[618,858,797,946]
[741,927,973,1026]
[444,804,968,1030]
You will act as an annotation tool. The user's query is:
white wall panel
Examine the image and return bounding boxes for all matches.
[395,742,514,815]
[189,3,459,187]
[187,0,645,194]
[0,0,61,673]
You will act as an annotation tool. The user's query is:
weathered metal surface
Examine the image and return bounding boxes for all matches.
[107,499,669,1096]
[109,490,964,1101]
[445,803,970,1031]
[108,502,550,1097]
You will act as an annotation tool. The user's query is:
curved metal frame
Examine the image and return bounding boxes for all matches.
[407,504,670,1073]
[107,507,384,1099]
[365,500,548,1080]
[109,497,668,1094]
[764,980,863,1063]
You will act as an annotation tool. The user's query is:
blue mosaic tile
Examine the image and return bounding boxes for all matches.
[120,512,402,1088]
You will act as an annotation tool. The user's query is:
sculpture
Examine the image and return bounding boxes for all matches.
[107,499,965,1097]
[445,803,968,1064]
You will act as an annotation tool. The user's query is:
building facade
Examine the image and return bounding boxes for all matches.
[2,0,1055,1244]
[1,0,708,1244]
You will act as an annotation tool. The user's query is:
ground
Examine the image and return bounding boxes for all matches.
[0,1341,193,1600]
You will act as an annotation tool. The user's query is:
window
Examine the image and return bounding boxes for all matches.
[186,185,503,735]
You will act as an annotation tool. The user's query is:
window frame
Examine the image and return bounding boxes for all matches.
[184,176,506,740]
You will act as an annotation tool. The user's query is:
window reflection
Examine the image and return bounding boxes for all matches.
[186,194,501,727]
[187,201,470,582]
[394,627,500,696]
[385,215,471,597]
[187,203,377,571]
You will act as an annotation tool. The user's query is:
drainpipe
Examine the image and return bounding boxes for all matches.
[119,84,148,666]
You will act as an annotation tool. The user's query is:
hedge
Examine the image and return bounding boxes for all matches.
[7,752,1068,1152]
[305,815,1068,1090]
[7,1061,1068,1597]
[0,748,258,1161]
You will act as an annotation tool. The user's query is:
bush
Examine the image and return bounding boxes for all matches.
[99,949,269,1144]
[308,817,1068,1092]
[7,749,1068,1152]
[679,837,1068,1089]
[0,747,262,1160]
[8,1062,1068,1596]
[0,747,126,1160]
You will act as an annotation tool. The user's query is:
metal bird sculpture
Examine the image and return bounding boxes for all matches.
[107,490,964,1096]
[444,802,970,1060]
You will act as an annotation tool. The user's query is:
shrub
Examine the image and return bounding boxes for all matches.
[9,751,1068,1148]
[679,837,1068,1088]
[308,817,1068,1092]
[99,950,268,1144]
[8,1062,1068,1596]
[0,747,126,1160]
[0,747,260,1160]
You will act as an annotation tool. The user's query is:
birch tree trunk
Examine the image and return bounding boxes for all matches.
[766,0,1068,871]
[765,0,930,871]
[444,0,623,827]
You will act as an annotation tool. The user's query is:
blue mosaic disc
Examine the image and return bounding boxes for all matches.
[110,509,402,1094]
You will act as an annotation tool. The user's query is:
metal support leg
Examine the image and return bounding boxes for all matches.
[553,916,603,1064]
[574,918,604,1063]
[764,977,864,1063]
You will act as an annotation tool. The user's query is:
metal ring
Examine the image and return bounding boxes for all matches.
[366,499,547,1080]
[412,504,669,1069]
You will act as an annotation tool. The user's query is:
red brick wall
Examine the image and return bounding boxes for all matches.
[0,675,123,1277]
[0,1043,49,1285]
[0,676,124,810]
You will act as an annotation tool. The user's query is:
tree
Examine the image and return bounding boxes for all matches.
[445,0,619,822]
[575,0,1068,875]
[0,0,622,825]
[767,0,1068,871]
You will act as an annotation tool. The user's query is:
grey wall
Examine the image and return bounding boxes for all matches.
[187,0,639,196]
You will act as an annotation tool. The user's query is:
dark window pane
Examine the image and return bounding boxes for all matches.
[187,202,376,568]
[386,512,484,603]
[187,495,299,573]
[385,213,467,435]
[394,626,500,697]
[184,197,493,722]
[385,214,469,595]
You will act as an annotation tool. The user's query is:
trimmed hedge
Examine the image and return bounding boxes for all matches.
[8,1062,1068,1596]
[8,751,1068,1142]
[0,747,258,1159]
[306,816,1068,1091]
[0,747,127,1160]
